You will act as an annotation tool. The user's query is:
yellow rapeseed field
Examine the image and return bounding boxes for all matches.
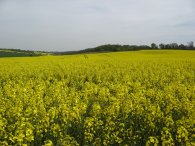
[0,50,194,145]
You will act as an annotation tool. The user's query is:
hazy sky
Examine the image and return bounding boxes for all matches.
[0,0,195,51]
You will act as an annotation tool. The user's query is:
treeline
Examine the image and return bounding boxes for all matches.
[0,48,32,52]
[1,41,194,57]
[152,41,194,50]
[53,45,149,55]
[53,42,194,55]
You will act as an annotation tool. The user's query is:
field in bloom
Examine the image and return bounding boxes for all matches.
[0,50,194,146]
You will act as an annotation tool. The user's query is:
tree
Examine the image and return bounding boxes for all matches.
[178,44,185,49]
[187,41,194,49]
[151,43,158,49]
[159,44,165,49]
[170,43,178,49]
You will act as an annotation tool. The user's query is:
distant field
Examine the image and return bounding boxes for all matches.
[0,50,194,145]
[0,49,48,57]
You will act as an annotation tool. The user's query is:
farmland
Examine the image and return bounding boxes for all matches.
[0,49,49,57]
[0,50,194,145]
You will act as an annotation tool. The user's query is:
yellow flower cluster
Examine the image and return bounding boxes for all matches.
[0,50,194,145]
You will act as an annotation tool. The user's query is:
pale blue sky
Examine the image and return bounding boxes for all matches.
[0,0,195,51]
